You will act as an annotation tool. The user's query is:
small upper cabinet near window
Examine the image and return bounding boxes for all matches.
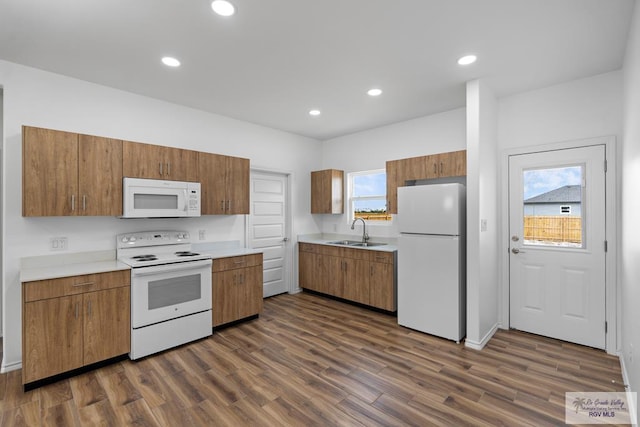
[311,169,344,214]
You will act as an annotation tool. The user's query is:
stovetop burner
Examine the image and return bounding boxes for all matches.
[175,251,200,257]
[116,231,212,267]
[132,254,158,261]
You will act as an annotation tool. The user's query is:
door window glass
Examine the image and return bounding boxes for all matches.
[523,165,584,248]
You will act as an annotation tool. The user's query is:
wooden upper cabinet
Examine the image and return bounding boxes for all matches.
[78,135,122,216]
[311,169,344,214]
[437,150,467,177]
[123,141,197,182]
[386,150,467,214]
[198,152,250,215]
[22,126,123,217]
[23,127,78,217]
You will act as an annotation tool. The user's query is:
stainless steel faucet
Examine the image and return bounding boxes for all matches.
[351,218,369,243]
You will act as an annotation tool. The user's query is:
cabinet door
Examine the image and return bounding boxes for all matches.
[78,135,123,216]
[198,152,228,215]
[327,256,345,297]
[342,259,370,305]
[83,287,131,365]
[238,265,263,319]
[165,147,198,182]
[23,295,83,383]
[123,141,166,179]
[299,250,318,291]
[212,270,238,326]
[386,160,400,214]
[438,150,467,177]
[22,126,78,217]
[227,156,250,214]
[311,170,343,214]
[369,262,395,311]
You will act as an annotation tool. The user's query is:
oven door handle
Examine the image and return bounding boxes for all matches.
[131,259,212,277]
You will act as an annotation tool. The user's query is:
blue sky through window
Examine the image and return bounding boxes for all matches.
[523,166,582,200]
[353,172,387,211]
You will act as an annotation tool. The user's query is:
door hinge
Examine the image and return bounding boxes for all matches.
[604,240,608,252]
[605,321,608,333]
[604,159,608,173]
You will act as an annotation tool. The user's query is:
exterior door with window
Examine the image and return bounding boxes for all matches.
[509,145,606,349]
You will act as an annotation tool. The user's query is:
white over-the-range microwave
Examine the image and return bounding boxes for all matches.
[122,177,201,218]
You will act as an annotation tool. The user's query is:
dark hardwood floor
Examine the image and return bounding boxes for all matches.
[0,292,626,426]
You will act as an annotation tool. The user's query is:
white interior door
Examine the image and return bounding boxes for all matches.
[509,145,606,349]
[249,171,289,297]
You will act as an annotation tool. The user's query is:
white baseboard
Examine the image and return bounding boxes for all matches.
[1,358,22,374]
[619,353,638,426]
[465,323,498,351]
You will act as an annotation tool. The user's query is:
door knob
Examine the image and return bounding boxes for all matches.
[511,248,525,254]
[282,237,289,242]
[511,235,520,242]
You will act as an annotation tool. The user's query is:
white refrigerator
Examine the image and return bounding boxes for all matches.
[397,183,466,343]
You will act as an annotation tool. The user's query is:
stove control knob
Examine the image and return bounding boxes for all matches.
[121,236,129,243]
[129,236,137,242]
[183,232,190,239]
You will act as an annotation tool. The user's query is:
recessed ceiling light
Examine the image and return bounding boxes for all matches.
[367,88,383,97]
[457,55,477,66]
[211,0,235,16]
[161,57,181,67]
[309,109,321,116]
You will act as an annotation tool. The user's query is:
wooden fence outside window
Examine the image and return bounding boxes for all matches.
[524,215,582,244]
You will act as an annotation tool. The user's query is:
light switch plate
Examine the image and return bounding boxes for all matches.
[50,237,68,251]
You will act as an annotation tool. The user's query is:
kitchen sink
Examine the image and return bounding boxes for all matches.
[351,242,387,247]
[327,240,363,246]
[327,240,387,247]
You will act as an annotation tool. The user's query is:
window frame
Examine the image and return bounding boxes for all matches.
[347,169,392,225]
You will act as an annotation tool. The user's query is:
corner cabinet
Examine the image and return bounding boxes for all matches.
[22,270,130,385]
[386,149,466,214]
[22,126,123,217]
[212,253,263,327]
[299,243,396,311]
[311,169,344,214]
[123,141,198,182]
[198,152,250,215]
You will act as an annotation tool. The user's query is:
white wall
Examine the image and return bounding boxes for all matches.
[621,1,640,422]
[320,108,467,237]
[0,60,322,371]
[466,80,499,349]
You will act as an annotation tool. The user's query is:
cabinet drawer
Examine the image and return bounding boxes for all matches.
[23,270,131,302]
[299,243,319,253]
[369,251,394,264]
[213,254,262,272]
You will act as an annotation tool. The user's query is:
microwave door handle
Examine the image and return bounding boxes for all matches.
[184,189,189,212]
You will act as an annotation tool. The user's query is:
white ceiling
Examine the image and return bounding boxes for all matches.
[0,0,635,140]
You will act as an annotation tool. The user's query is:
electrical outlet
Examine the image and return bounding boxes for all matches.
[629,343,634,364]
[198,230,206,241]
[50,237,68,251]
[481,219,488,232]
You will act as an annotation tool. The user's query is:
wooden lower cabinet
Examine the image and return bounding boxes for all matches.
[22,270,130,385]
[212,254,263,327]
[299,243,396,311]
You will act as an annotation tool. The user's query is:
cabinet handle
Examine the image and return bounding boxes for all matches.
[75,302,79,319]
[167,162,171,176]
[433,163,437,174]
[220,200,225,211]
[239,273,244,285]
[159,162,163,176]
[370,265,373,276]
[71,195,75,211]
[72,281,95,287]
[234,260,246,265]
[88,300,92,317]
[440,162,443,174]
[226,200,231,212]
[82,195,87,211]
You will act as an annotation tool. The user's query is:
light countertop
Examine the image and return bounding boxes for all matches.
[21,243,263,282]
